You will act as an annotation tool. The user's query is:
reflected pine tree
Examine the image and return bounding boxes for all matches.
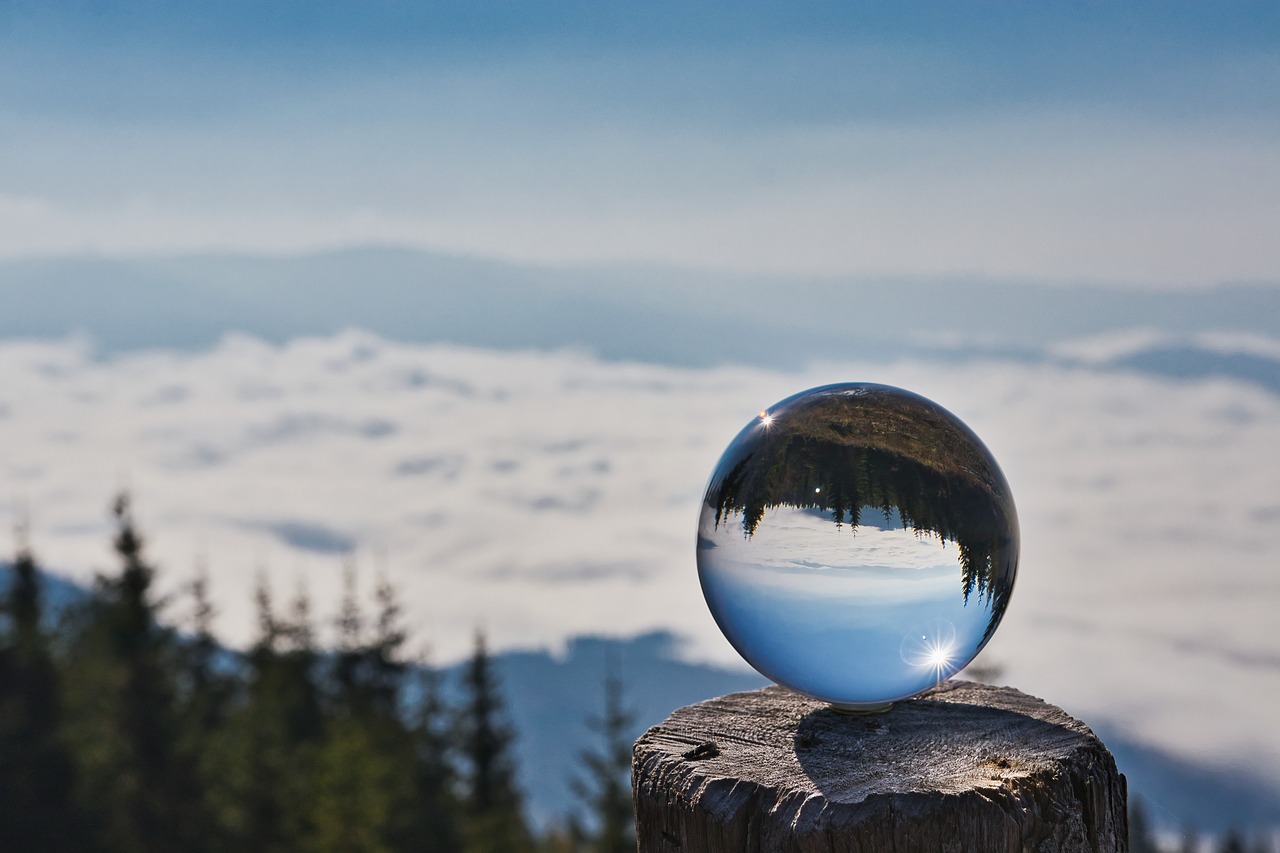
[709,386,1018,640]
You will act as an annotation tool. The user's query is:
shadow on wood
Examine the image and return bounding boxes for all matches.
[632,682,1127,853]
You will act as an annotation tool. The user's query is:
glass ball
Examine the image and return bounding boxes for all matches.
[697,383,1019,711]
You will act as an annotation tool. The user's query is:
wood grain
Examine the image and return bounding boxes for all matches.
[633,682,1127,853]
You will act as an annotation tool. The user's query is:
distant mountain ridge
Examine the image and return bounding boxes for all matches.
[2,250,1279,390]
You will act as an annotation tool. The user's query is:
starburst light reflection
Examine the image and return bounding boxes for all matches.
[900,620,960,685]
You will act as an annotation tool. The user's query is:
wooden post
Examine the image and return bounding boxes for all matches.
[632,682,1127,853]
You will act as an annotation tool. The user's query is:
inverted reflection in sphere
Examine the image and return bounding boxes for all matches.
[696,383,1019,711]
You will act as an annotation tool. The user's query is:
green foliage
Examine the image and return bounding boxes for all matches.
[5,490,1277,851]
[571,672,636,853]
[58,495,214,851]
[458,631,535,853]
[0,531,89,851]
[309,718,396,852]
[211,580,325,850]
[0,494,525,852]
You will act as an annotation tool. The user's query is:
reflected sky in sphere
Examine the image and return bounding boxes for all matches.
[696,383,1019,709]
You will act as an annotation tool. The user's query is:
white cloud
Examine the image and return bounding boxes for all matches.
[1050,329,1280,365]
[1048,328,1175,363]
[1,332,1278,782]
[1193,331,1280,360]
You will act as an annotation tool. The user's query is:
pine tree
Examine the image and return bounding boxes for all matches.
[458,631,533,853]
[177,561,238,849]
[305,567,470,853]
[309,714,398,853]
[397,655,464,853]
[60,493,212,851]
[184,558,234,731]
[217,577,326,851]
[367,572,408,716]
[0,530,90,850]
[571,672,636,853]
[309,566,422,852]
[327,563,408,718]
[331,559,366,714]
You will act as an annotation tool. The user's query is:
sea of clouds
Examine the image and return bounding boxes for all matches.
[1,329,1277,788]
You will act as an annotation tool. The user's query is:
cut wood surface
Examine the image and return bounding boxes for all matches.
[633,682,1127,853]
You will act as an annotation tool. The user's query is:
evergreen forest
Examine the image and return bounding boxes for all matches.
[0,495,634,853]
[1,494,1273,853]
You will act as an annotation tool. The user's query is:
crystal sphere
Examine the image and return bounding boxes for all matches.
[697,383,1019,710]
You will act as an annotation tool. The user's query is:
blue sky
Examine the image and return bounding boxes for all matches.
[3,1,1278,282]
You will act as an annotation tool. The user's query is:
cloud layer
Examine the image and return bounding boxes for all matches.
[1,331,1278,786]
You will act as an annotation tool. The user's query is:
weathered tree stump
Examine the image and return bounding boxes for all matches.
[633,682,1127,853]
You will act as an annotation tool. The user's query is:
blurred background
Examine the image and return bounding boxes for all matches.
[1,2,1277,850]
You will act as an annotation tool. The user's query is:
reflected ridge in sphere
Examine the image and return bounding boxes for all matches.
[696,383,1019,711]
